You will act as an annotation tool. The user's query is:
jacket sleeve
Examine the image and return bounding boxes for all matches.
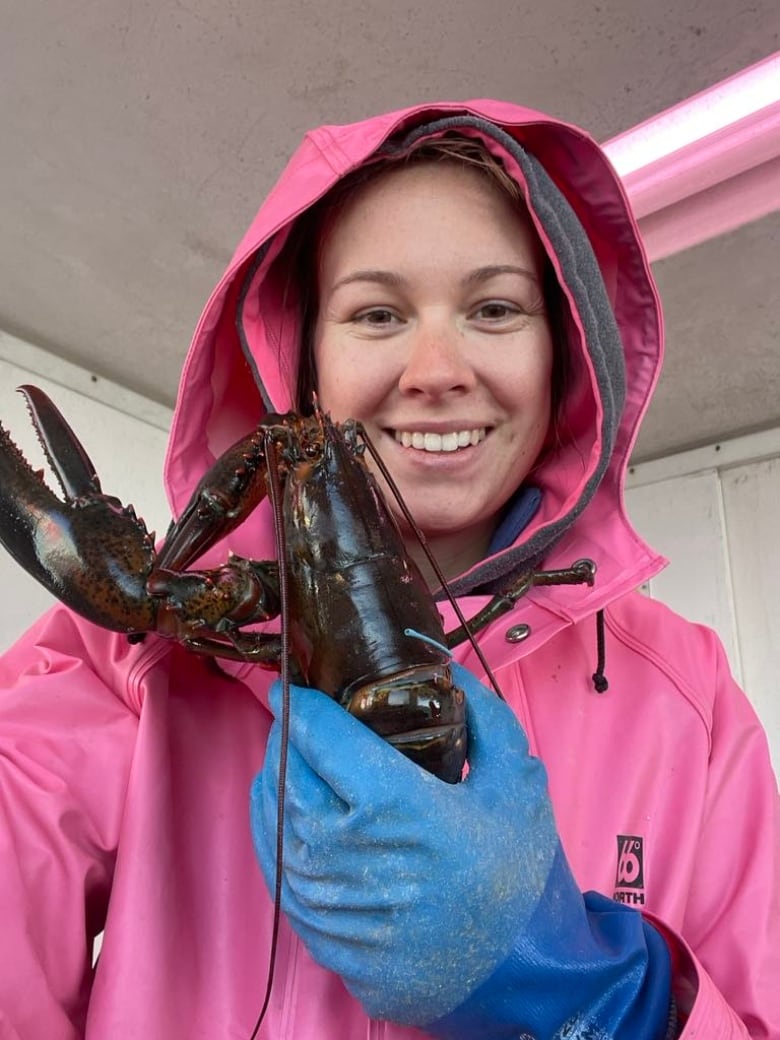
[658,632,780,1039]
[0,606,138,1039]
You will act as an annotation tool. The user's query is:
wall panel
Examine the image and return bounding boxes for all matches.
[720,457,780,769]
[627,444,780,776]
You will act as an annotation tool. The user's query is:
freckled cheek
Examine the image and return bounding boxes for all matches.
[496,371,553,454]
[506,349,554,417]
[315,339,399,420]
[498,374,551,422]
[313,337,358,413]
[314,370,381,429]
[316,375,360,420]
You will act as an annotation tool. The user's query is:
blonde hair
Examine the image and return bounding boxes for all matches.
[400,135,524,204]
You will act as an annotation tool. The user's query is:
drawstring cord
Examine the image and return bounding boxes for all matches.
[592,608,609,693]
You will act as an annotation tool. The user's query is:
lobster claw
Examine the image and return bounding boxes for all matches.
[0,386,283,653]
[0,385,157,633]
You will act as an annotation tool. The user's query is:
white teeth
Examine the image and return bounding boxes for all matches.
[394,428,486,453]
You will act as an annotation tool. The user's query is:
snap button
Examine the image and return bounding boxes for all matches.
[505,623,531,643]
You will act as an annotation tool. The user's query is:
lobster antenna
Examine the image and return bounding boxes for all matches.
[360,426,504,700]
[249,432,292,1039]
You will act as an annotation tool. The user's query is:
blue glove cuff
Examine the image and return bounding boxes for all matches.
[426,847,672,1039]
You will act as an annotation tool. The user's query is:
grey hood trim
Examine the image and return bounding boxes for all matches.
[389,117,626,596]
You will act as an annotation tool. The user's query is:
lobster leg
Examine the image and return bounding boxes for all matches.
[177,630,285,666]
[154,418,296,573]
[145,557,285,667]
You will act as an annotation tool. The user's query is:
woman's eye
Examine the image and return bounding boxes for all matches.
[354,308,399,328]
[472,301,520,322]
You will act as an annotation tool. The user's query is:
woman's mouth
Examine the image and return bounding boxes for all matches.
[392,428,487,453]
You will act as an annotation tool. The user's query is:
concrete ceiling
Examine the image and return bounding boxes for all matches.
[1,0,778,462]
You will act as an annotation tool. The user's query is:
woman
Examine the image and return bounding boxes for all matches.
[0,100,777,1038]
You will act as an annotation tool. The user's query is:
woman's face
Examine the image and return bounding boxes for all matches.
[313,161,553,577]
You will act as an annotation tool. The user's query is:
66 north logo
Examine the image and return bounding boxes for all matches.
[613,835,646,906]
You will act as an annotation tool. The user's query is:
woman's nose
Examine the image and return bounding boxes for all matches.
[397,320,477,397]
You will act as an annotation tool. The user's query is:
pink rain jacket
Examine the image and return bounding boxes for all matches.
[1,100,778,1039]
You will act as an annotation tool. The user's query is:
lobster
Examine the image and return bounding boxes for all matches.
[0,385,470,783]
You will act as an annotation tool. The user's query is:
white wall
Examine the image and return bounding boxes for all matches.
[626,431,780,777]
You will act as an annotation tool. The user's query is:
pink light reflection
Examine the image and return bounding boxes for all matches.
[603,52,780,260]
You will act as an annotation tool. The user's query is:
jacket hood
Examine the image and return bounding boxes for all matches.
[164,99,665,616]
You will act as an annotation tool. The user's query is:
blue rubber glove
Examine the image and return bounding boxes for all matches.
[251,664,672,1036]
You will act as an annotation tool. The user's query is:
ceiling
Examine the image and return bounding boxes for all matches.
[1,0,778,462]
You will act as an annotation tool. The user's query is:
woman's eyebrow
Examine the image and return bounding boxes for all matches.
[330,269,404,293]
[464,264,539,285]
[328,264,539,295]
